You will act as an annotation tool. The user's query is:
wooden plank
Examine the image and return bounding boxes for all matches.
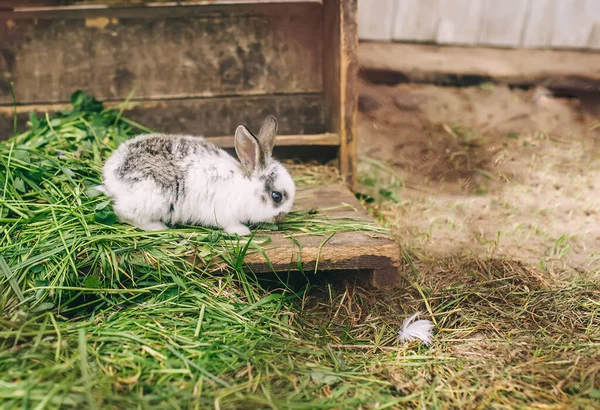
[477,0,531,47]
[2,1,323,11]
[590,22,600,50]
[0,0,60,8]
[0,2,323,104]
[40,0,322,6]
[323,0,358,190]
[209,182,401,288]
[0,94,325,140]
[124,95,325,137]
[209,133,339,148]
[367,0,600,51]
[392,0,440,42]
[521,0,556,48]
[359,42,600,90]
[357,0,395,41]
[435,0,483,45]
[552,0,599,49]
[0,2,321,20]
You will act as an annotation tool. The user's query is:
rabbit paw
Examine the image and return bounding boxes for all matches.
[224,224,251,236]
[136,221,169,231]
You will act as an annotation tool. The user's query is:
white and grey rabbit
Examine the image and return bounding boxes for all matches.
[96,115,296,235]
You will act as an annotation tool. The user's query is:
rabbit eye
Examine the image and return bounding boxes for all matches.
[271,191,283,203]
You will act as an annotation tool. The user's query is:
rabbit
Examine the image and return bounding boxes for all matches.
[96,115,296,236]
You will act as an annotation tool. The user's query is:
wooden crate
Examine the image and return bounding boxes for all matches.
[0,0,402,286]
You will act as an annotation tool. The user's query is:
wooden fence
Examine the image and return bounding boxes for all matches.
[358,0,600,50]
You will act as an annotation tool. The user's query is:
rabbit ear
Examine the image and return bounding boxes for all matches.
[256,115,278,158]
[235,125,263,174]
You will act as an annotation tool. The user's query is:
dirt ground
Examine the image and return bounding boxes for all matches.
[356,78,600,279]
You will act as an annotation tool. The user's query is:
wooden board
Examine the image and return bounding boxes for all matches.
[0,0,362,188]
[0,94,325,139]
[358,0,600,50]
[392,0,439,42]
[521,0,556,48]
[0,1,60,7]
[208,182,402,288]
[357,0,395,41]
[359,42,600,92]
[0,2,323,104]
[551,0,599,49]
[323,0,358,190]
[118,95,325,137]
[477,0,530,47]
[0,0,323,7]
[435,0,483,45]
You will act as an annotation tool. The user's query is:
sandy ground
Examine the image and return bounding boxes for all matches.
[357,79,600,278]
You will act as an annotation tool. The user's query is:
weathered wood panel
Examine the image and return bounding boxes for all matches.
[8,0,323,6]
[551,0,599,49]
[360,42,600,90]
[0,94,325,139]
[360,0,600,50]
[209,133,339,149]
[324,0,358,190]
[521,0,555,48]
[125,95,325,137]
[0,2,323,104]
[392,0,439,42]
[357,0,395,41]
[204,183,402,288]
[590,24,600,50]
[0,1,60,8]
[478,0,530,47]
[435,0,483,45]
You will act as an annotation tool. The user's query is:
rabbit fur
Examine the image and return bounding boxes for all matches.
[97,116,295,235]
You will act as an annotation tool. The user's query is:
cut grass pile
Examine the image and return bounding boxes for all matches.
[0,92,391,409]
[1,92,599,409]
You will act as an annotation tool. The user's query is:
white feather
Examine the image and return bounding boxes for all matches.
[397,312,434,346]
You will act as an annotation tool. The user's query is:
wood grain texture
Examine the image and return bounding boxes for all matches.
[552,0,599,49]
[342,0,359,191]
[359,0,598,49]
[435,0,483,45]
[198,182,402,288]
[360,42,600,89]
[357,0,395,41]
[521,0,555,48]
[323,0,358,190]
[392,0,439,42]
[2,1,324,11]
[0,94,325,139]
[209,133,339,148]
[590,22,600,50]
[123,95,325,137]
[0,2,323,104]
[0,0,59,8]
[46,0,322,5]
[478,0,531,47]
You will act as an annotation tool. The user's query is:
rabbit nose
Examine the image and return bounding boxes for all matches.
[274,213,286,223]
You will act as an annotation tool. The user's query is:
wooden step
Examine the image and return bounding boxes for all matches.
[209,181,402,288]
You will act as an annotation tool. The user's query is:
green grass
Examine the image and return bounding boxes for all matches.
[0,92,392,409]
[1,92,599,409]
